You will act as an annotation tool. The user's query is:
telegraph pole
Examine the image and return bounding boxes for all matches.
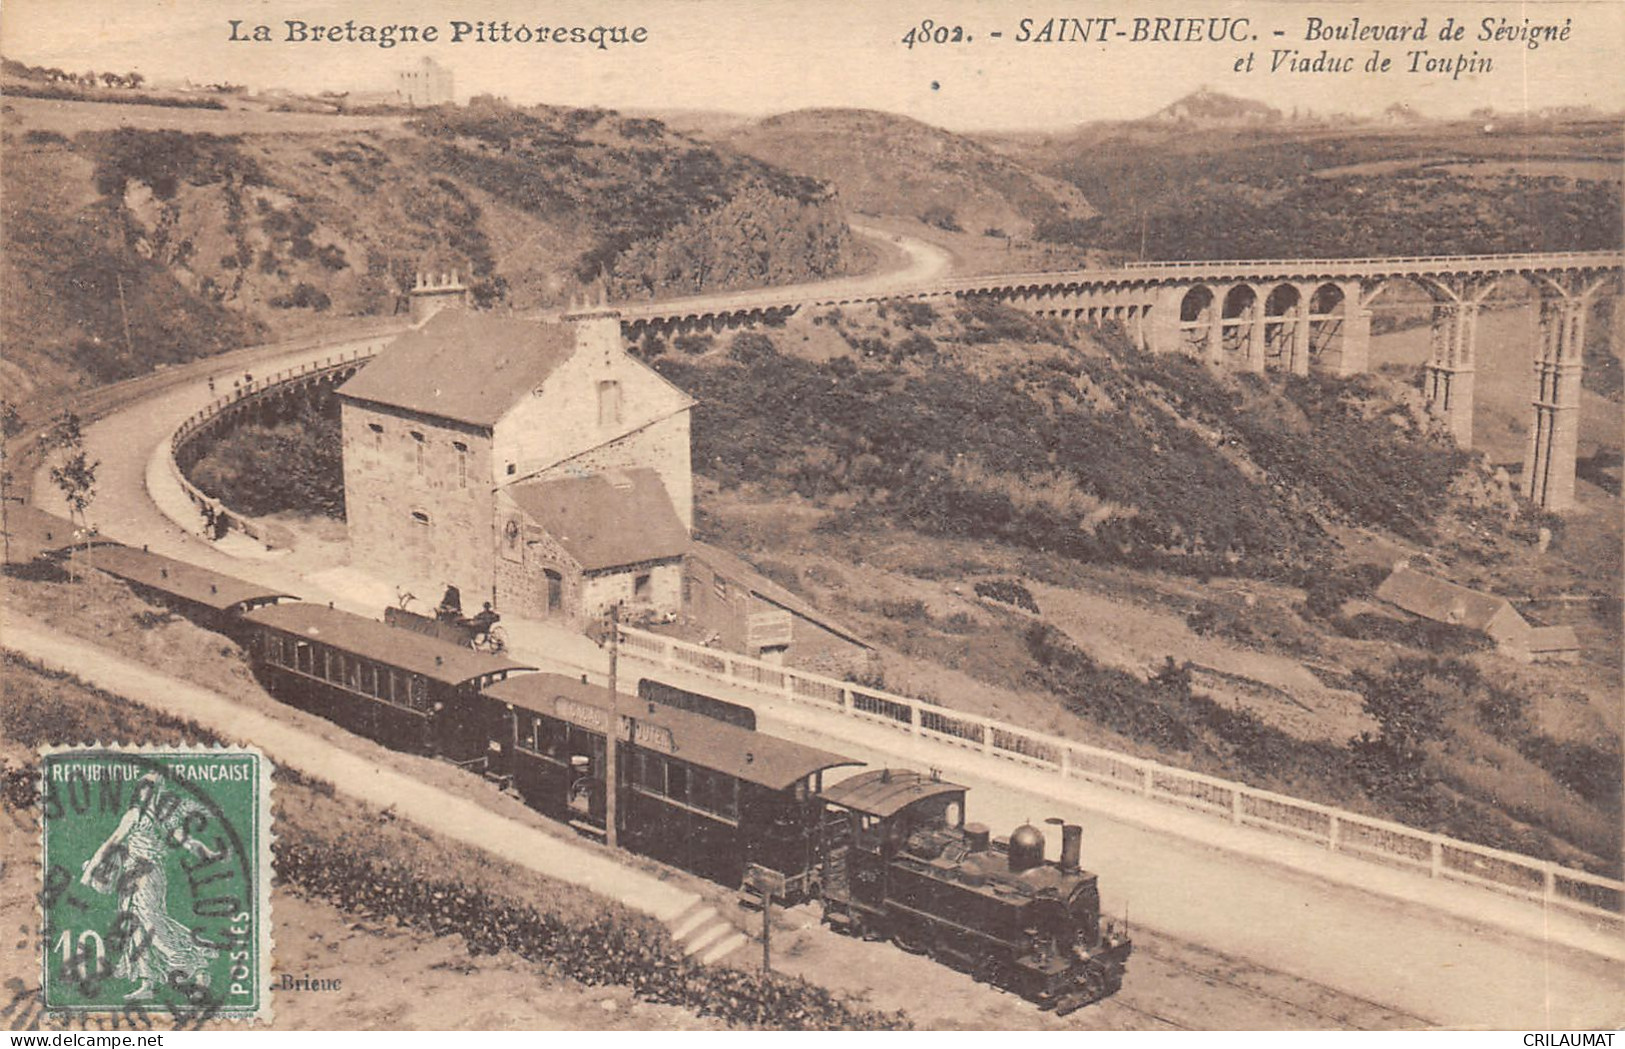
[604,601,620,849]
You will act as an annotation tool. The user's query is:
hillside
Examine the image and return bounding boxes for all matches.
[643,305,1621,873]
[0,95,859,400]
[992,112,1622,261]
[720,108,1093,238]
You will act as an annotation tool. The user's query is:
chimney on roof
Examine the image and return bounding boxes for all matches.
[410,266,470,327]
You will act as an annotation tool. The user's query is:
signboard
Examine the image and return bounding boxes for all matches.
[744,863,787,899]
[554,696,609,732]
[747,610,794,648]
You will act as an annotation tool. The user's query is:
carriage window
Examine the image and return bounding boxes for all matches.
[665,762,688,803]
[295,642,312,675]
[410,676,428,711]
[346,656,363,692]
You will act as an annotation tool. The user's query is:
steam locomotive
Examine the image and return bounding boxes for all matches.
[817,769,1131,1014]
[14,517,1131,1011]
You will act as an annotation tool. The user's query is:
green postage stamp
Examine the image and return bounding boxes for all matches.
[38,745,273,1023]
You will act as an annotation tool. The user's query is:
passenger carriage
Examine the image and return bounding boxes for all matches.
[482,673,856,894]
[74,544,293,635]
[241,603,532,762]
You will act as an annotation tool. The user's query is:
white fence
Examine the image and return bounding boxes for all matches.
[617,625,1624,924]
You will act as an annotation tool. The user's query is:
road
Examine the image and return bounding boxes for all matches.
[18,225,1625,1030]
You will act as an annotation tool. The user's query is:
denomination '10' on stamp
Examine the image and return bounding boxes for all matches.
[39,745,273,1023]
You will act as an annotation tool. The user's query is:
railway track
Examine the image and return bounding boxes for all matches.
[1108,929,1436,1031]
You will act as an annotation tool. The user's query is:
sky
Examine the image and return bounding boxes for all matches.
[2,0,1622,129]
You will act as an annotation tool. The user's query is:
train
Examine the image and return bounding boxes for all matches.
[11,514,1131,1013]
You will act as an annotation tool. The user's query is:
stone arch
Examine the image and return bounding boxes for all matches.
[1178,285,1218,358]
[1307,283,1346,361]
[1263,284,1301,372]
[1222,284,1260,365]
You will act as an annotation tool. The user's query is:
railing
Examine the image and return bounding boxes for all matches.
[166,339,396,543]
[617,624,1625,924]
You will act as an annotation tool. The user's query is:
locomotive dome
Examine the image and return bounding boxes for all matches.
[1009,823,1046,873]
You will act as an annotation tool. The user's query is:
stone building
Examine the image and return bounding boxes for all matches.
[1375,563,1580,663]
[395,57,454,107]
[336,292,693,623]
[684,541,875,675]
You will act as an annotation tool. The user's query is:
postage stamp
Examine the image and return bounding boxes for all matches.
[37,745,273,1023]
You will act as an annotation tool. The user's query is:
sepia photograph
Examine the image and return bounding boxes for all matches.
[0,0,1621,1035]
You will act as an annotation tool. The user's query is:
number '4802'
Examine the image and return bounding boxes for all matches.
[902,20,967,47]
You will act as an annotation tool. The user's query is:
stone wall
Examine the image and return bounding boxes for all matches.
[341,400,495,602]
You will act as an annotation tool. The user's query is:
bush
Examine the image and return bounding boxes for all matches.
[269,282,332,310]
[974,579,1039,613]
[674,333,713,355]
[186,397,344,518]
[918,205,962,232]
[728,331,777,364]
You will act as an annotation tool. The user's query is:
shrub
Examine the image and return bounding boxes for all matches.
[674,333,713,355]
[974,579,1039,613]
[728,331,777,364]
[268,283,331,310]
[918,205,962,232]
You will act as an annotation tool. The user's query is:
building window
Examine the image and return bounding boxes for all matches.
[411,510,430,526]
[368,422,384,450]
[411,431,425,474]
[714,576,728,600]
[634,573,652,602]
[597,380,621,427]
[507,463,516,476]
[454,441,468,488]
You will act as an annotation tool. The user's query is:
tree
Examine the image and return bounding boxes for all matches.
[101,72,124,89]
[37,411,98,533]
[125,72,144,90]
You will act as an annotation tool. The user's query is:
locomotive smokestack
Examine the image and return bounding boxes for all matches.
[1061,824,1083,873]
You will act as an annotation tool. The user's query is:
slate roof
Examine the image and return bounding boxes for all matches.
[241,603,534,687]
[485,673,858,791]
[1375,566,1520,636]
[688,540,871,648]
[337,311,576,428]
[76,545,294,612]
[507,469,688,572]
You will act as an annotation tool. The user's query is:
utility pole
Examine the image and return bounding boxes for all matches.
[115,274,134,359]
[761,886,773,973]
[605,601,620,849]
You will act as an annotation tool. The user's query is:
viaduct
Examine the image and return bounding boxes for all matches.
[617,251,1623,513]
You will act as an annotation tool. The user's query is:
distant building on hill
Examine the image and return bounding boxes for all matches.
[396,57,453,107]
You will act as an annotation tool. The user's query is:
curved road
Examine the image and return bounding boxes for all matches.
[20,227,1625,1030]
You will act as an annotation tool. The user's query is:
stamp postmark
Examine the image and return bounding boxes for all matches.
[38,745,273,1023]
